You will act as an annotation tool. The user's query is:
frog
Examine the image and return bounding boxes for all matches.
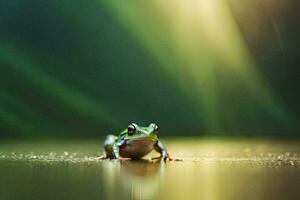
[99,123,171,161]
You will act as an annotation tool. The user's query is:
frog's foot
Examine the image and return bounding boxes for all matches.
[151,156,162,161]
[95,155,108,160]
[118,156,131,161]
[151,154,173,162]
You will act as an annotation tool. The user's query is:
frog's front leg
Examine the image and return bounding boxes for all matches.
[112,139,131,160]
[97,134,117,159]
[112,140,123,159]
[152,140,172,161]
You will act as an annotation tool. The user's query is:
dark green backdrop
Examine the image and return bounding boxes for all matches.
[0,0,299,137]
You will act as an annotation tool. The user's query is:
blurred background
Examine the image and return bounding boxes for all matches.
[0,0,299,138]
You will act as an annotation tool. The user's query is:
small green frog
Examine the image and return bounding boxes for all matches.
[100,123,171,161]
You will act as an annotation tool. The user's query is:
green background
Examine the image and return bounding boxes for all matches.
[0,0,299,138]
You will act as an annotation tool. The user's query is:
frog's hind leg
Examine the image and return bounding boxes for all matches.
[97,135,117,159]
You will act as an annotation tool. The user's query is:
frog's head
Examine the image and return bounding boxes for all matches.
[124,123,159,141]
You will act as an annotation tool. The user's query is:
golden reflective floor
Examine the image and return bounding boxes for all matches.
[0,139,300,200]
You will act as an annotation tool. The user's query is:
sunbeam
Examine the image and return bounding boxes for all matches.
[103,0,288,132]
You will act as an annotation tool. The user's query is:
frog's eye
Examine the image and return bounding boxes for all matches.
[154,124,159,133]
[127,124,136,135]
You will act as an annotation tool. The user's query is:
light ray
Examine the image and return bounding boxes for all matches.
[102,0,288,132]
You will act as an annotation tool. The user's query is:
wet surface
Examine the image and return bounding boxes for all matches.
[0,139,300,200]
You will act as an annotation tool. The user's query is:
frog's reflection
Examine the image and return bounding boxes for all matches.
[102,159,163,200]
[121,159,161,176]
